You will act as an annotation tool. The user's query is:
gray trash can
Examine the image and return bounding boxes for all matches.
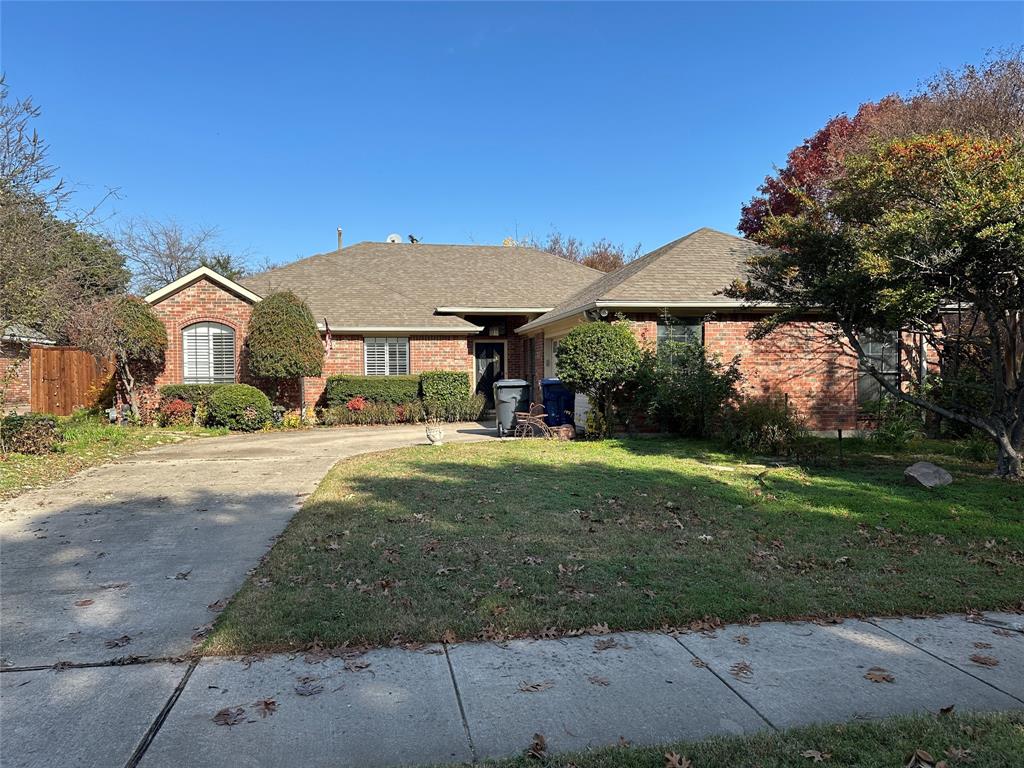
[493,379,531,437]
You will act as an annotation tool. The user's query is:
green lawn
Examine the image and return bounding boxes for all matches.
[0,414,227,499]
[443,712,1024,768]
[207,436,1023,653]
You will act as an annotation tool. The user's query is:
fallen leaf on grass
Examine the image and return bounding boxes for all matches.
[207,598,229,612]
[664,752,692,768]
[525,733,547,760]
[864,667,895,683]
[969,654,999,667]
[729,661,753,680]
[440,629,457,644]
[73,599,94,607]
[801,749,832,762]
[254,698,277,718]
[945,746,972,761]
[104,635,131,649]
[939,704,955,717]
[518,680,554,693]
[588,622,611,635]
[903,748,940,768]
[212,707,245,726]
[294,676,324,696]
[587,675,610,686]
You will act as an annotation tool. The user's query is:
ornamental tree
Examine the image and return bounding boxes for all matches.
[728,133,1024,478]
[72,296,167,422]
[555,320,643,436]
[245,291,323,407]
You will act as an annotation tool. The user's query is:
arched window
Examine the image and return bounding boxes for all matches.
[182,322,235,384]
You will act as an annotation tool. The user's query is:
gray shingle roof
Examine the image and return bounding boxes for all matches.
[242,242,602,331]
[520,228,767,331]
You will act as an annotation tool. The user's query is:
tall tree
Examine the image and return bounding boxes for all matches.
[739,49,1024,238]
[527,230,641,272]
[728,133,1024,478]
[119,217,249,294]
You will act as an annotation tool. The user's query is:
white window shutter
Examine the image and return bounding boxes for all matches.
[364,337,408,376]
[183,322,235,384]
[365,338,387,376]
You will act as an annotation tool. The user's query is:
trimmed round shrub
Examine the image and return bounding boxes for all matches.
[420,371,471,408]
[246,291,324,379]
[0,414,62,455]
[158,384,226,408]
[208,384,272,431]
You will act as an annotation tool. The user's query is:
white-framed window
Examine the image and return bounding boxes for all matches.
[182,321,235,384]
[858,331,900,405]
[364,337,409,376]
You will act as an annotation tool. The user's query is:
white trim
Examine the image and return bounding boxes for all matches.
[316,325,484,334]
[435,306,554,315]
[516,299,777,334]
[2,334,56,346]
[144,266,263,305]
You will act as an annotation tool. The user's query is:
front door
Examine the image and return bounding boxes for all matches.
[474,342,505,409]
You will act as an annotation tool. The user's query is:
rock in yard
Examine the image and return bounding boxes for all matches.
[904,461,953,488]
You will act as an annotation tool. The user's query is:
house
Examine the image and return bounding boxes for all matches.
[140,228,879,430]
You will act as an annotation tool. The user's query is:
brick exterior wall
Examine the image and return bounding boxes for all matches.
[0,342,32,412]
[703,315,859,430]
[151,278,255,390]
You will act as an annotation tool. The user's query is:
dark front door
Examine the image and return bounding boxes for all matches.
[474,342,505,409]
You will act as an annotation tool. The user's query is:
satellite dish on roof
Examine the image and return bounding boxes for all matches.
[386,233,402,244]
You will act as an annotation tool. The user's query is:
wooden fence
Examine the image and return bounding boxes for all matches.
[30,346,114,416]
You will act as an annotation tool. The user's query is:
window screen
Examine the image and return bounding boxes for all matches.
[858,331,900,404]
[657,318,703,345]
[182,322,235,384]
[364,337,409,376]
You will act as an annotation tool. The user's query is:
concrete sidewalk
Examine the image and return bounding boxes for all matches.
[2,612,1021,768]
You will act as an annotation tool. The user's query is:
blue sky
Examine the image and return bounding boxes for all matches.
[3,2,1022,267]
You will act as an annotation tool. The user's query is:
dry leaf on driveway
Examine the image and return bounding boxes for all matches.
[734,634,750,646]
[294,676,324,696]
[254,698,277,718]
[73,599,94,607]
[664,752,692,768]
[864,667,895,683]
[525,732,547,760]
[801,749,832,762]
[587,675,610,686]
[593,637,619,652]
[972,641,992,649]
[969,654,999,667]
[207,598,229,612]
[518,680,554,693]
[690,657,707,668]
[729,661,753,680]
[212,707,246,726]
[104,635,131,649]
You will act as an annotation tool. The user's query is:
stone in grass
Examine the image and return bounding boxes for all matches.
[904,461,953,489]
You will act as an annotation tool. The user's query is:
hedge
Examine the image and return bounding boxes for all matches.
[158,384,226,407]
[420,371,471,408]
[208,384,272,432]
[321,375,420,407]
[0,413,62,455]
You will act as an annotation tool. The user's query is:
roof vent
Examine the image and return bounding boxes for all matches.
[386,233,402,244]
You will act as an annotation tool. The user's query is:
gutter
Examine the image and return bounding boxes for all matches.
[516,299,777,334]
[315,325,485,334]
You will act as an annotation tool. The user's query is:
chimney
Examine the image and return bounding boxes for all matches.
[337,227,343,250]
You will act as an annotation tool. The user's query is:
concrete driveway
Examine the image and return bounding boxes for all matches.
[0,423,493,669]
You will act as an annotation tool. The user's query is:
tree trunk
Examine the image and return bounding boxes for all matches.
[994,436,1023,480]
[118,358,140,424]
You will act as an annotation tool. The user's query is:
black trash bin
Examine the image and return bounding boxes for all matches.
[540,378,574,426]
[493,379,531,437]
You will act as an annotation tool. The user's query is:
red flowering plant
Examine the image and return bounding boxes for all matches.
[345,396,367,412]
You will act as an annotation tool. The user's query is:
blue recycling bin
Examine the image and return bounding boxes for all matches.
[540,378,574,426]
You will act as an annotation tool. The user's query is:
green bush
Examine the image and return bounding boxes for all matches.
[318,400,423,426]
[556,320,643,437]
[644,340,742,437]
[426,393,487,422]
[246,291,324,379]
[208,384,272,431]
[321,375,420,406]
[420,370,471,407]
[158,384,226,408]
[721,395,806,455]
[868,398,922,450]
[0,413,62,455]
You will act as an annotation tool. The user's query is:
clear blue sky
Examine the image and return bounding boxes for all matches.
[3,2,1022,266]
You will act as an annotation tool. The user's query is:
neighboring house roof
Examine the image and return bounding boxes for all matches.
[519,228,768,333]
[2,324,56,345]
[144,266,263,305]
[242,242,602,333]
